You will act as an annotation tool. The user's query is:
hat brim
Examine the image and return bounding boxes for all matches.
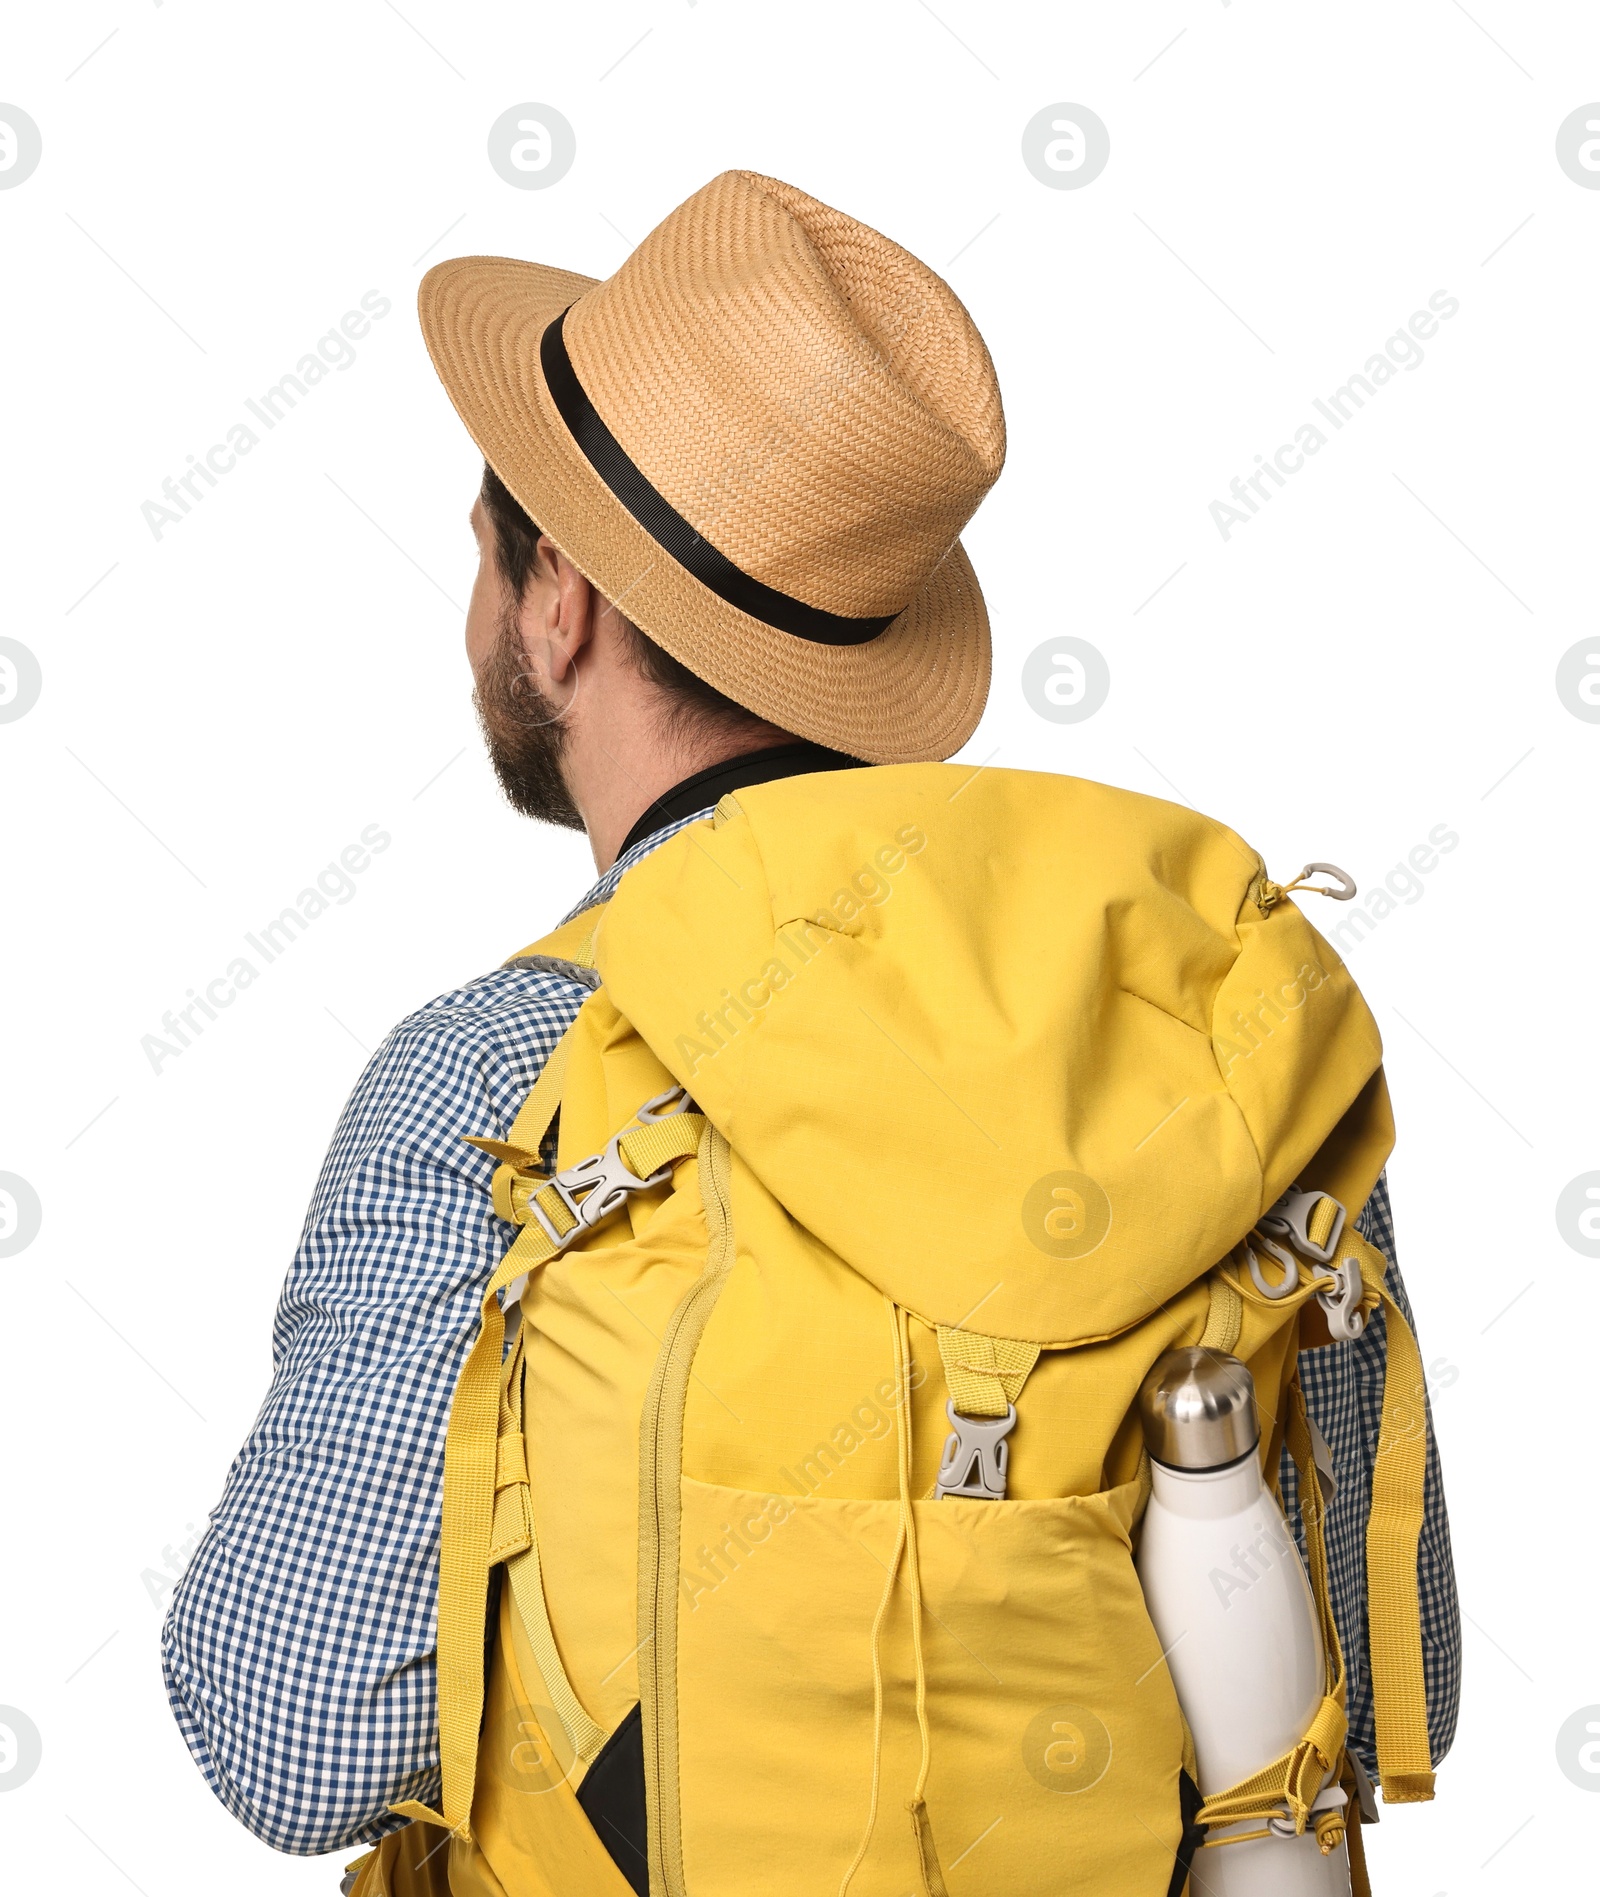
[418,256,990,764]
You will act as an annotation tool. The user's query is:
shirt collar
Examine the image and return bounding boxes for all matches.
[560,808,716,924]
[612,740,863,862]
[561,742,869,925]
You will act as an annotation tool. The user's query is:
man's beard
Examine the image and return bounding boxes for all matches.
[473,612,584,830]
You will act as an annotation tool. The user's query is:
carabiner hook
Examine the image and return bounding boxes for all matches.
[1292,861,1358,902]
[1245,1234,1301,1301]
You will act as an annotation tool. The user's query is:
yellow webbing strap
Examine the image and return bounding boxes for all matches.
[391,1036,699,1838]
[464,1029,578,1203]
[389,1039,578,1836]
[387,1265,544,1831]
[934,1326,1040,1417]
[1306,1192,1341,1253]
[1349,1226,1437,1803]
[503,1356,608,1772]
[495,1431,528,1492]
[620,1115,707,1182]
[487,1348,533,1566]
[1197,1381,1348,1843]
[500,904,602,973]
[1199,1271,1244,1353]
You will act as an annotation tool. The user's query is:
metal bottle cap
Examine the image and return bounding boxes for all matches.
[1139,1347,1260,1471]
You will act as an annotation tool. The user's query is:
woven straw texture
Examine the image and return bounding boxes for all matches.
[418,169,1006,762]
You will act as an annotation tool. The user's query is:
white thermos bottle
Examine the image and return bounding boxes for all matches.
[1135,1347,1352,1896]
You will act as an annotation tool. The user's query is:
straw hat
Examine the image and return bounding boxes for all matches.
[418,170,1005,763]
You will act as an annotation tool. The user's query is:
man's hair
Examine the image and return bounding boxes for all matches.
[479,464,769,742]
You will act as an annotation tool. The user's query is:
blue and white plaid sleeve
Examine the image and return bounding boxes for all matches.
[1286,1171,1462,1778]
[160,815,712,1854]
[160,964,590,1853]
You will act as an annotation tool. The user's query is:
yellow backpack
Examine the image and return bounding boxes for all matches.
[348,764,1437,1897]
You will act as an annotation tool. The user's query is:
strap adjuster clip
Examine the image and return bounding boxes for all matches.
[528,1087,693,1252]
[1259,1185,1347,1265]
[934,1401,1017,1500]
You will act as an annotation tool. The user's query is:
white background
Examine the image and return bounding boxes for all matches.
[3,2,1597,1891]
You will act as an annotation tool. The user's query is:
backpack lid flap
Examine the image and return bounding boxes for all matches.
[598,764,1391,1347]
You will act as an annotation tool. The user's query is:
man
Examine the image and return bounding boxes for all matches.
[163,172,1458,1879]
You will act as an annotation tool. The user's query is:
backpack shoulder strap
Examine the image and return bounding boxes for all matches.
[396,1013,705,1841]
[501,901,605,973]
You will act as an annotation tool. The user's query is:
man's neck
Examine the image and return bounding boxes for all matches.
[571,725,792,873]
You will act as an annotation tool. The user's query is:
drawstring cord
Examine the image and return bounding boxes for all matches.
[897,1302,934,1809]
[898,1304,949,1895]
[1256,861,1358,914]
[838,1299,911,1897]
[839,1301,940,1897]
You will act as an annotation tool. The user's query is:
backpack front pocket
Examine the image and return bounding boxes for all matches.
[668,1473,1189,1897]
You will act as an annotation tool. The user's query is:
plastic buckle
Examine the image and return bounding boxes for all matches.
[1245,1233,1301,1301]
[1316,1257,1367,1342]
[528,1088,692,1252]
[1259,1185,1346,1266]
[934,1401,1017,1500]
[635,1085,692,1125]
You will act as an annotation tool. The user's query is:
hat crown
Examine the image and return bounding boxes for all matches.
[562,170,1005,619]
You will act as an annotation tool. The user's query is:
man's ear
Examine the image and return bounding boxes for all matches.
[543,540,597,686]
